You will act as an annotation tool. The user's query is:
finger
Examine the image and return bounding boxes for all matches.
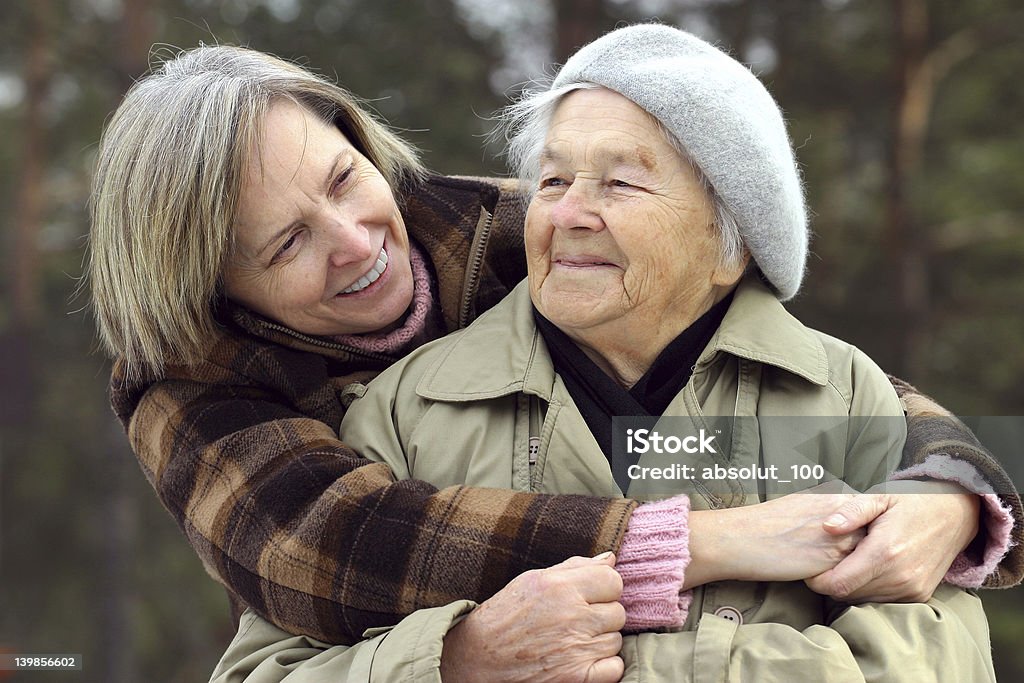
[822,494,891,534]
[589,630,624,657]
[557,553,609,570]
[839,562,936,604]
[585,600,627,634]
[812,540,886,598]
[584,656,625,683]
[804,571,832,596]
[840,527,868,550]
[569,564,623,603]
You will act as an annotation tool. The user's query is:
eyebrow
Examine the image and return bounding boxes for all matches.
[539,145,658,172]
[256,150,346,258]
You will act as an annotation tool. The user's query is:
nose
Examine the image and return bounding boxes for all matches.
[548,180,605,233]
[322,213,373,269]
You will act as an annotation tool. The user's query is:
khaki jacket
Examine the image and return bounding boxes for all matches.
[212,277,994,682]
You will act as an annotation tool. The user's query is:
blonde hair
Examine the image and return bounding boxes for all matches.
[88,45,425,381]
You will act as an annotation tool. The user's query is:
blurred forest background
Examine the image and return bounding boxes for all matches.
[0,0,1021,680]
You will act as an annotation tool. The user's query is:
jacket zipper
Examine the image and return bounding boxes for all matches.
[686,361,726,509]
[255,320,396,363]
[693,478,725,509]
[458,207,495,329]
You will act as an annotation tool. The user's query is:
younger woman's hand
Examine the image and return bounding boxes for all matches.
[805,480,979,602]
[685,482,865,589]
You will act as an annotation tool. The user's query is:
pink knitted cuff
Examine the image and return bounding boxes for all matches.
[890,454,1014,587]
[616,495,692,632]
[331,242,437,355]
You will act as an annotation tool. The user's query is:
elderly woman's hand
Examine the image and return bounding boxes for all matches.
[804,480,980,602]
[439,552,626,683]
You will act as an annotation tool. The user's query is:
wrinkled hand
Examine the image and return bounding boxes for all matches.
[440,553,626,683]
[686,482,866,588]
[805,480,980,602]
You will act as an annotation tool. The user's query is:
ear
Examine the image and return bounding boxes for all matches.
[711,248,751,287]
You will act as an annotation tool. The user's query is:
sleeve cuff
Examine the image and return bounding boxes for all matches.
[617,494,692,631]
[890,454,1014,587]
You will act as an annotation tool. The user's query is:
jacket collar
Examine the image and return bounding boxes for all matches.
[417,274,828,401]
[699,274,829,386]
[417,280,556,402]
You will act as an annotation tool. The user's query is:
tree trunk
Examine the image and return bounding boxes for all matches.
[552,0,613,63]
[11,0,52,330]
[98,417,141,683]
[97,2,155,680]
[885,0,931,381]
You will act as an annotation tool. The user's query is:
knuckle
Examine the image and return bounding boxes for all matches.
[583,656,624,683]
[610,603,627,630]
[877,543,901,567]
[834,544,854,560]
[525,568,557,593]
[850,494,886,519]
[520,567,542,584]
[562,554,589,568]
[831,493,853,509]
[892,568,914,586]
[905,577,932,602]
[837,536,859,554]
[832,501,863,526]
[830,577,852,598]
[886,566,934,602]
[595,565,623,591]
[610,568,624,593]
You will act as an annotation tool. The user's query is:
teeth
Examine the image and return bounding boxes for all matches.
[340,248,388,294]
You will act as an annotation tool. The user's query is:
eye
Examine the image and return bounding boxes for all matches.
[539,176,567,190]
[611,179,634,188]
[272,232,300,263]
[330,166,354,197]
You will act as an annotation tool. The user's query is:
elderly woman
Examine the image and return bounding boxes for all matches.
[204,25,1010,682]
[87,34,1018,682]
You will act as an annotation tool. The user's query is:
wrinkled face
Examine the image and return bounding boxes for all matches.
[223,99,413,337]
[526,88,742,344]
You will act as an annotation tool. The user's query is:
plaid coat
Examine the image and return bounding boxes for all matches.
[110,175,1022,645]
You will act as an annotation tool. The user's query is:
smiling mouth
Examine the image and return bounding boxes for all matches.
[339,247,388,295]
[555,257,617,267]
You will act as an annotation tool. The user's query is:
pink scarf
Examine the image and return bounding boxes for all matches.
[331,243,442,356]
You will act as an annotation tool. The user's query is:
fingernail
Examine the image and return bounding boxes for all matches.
[593,551,613,560]
[824,514,846,527]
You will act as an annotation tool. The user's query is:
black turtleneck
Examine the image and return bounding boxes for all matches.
[533,291,733,462]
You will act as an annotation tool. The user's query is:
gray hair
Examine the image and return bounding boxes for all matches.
[499,81,746,271]
[88,45,426,382]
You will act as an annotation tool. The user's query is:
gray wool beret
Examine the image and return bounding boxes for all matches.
[551,23,808,300]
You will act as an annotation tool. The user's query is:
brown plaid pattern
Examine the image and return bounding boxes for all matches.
[890,375,1023,589]
[110,176,1021,645]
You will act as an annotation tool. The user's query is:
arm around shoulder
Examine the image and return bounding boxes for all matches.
[116,344,635,645]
